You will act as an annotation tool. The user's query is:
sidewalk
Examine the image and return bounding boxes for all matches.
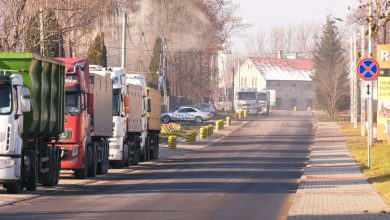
[0,119,249,207]
[288,122,390,220]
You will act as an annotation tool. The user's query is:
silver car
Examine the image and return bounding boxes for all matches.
[161,106,213,123]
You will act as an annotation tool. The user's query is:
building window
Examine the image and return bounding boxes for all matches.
[277,83,281,87]
[292,84,296,87]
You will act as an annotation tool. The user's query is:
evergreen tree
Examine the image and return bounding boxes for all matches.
[25,9,65,57]
[312,17,349,119]
[148,38,162,89]
[87,32,108,67]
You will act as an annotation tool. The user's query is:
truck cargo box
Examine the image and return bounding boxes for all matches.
[0,53,65,138]
[127,84,143,133]
[147,87,161,131]
[90,73,113,137]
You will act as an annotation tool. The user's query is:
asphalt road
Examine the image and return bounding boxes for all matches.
[0,111,314,220]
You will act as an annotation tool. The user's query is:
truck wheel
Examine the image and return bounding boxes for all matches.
[25,150,38,191]
[97,140,109,174]
[54,147,61,185]
[154,134,160,159]
[87,143,97,177]
[74,154,88,179]
[129,135,140,165]
[123,143,130,167]
[41,147,56,186]
[5,180,22,194]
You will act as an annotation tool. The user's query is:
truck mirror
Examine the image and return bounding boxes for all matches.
[124,95,130,108]
[21,87,31,113]
[87,93,94,114]
[147,98,151,113]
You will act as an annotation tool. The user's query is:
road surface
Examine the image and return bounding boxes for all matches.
[0,111,314,220]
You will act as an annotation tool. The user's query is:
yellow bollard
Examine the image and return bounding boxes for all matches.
[243,110,248,118]
[200,127,207,139]
[234,112,239,121]
[185,131,194,144]
[226,117,231,126]
[215,120,221,131]
[168,135,177,148]
[191,131,197,143]
[308,106,311,112]
[294,106,297,111]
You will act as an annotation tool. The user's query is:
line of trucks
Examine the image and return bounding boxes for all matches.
[234,87,275,115]
[0,53,161,193]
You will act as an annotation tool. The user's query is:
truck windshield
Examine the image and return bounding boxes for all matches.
[237,92,256,100]
[113,89,121,116]
[258,93,267,101]
[0,85,12,115]
[65,91,81,116]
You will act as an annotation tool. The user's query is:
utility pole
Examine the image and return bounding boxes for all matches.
[350,36,354,123]
[353,32,358,129]
[39,6,44,55]
[367,0,373,168]
[158,37,168,112]
[121,13,127,68]
[361,25,366,136]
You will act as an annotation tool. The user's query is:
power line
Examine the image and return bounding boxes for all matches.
[142,32,152,59]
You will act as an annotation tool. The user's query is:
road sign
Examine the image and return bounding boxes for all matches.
[357,58,381,81]
[362,81,373,99]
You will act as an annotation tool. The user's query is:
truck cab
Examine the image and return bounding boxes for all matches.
[235,88,258,115]
[0,74,30,192]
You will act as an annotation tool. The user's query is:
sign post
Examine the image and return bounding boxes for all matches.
[357,58,381,168]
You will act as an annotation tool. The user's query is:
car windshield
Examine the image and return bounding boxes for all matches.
[258,93,267,101]
[65,91,81,116]
[113,89,121,116]
[238,92,256,100]
[0,84,12,115]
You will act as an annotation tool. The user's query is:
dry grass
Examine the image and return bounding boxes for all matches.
[337,121,390,204]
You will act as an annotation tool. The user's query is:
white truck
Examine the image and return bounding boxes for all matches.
[234,88,271,115]
[92,66,161,168]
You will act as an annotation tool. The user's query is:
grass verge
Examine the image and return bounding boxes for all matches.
[337,121,390,204]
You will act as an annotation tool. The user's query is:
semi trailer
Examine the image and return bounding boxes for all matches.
[102,68,161,168]
[56,59,112,179]
[0,53,65,193]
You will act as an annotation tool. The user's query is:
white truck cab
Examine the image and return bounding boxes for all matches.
[0,74,30,186]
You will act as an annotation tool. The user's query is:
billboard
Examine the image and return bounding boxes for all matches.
[376,76,390,140]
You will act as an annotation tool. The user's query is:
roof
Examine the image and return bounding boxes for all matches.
[249,57,314,81]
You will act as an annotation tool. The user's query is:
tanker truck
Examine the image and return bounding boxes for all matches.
[0,53,65,193]
[56,59,112,179]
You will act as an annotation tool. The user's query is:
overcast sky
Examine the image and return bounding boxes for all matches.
[231,0,360,53]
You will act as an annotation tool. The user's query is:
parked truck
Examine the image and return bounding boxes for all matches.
[56,59,112,179]
[91,68,161,168]
[235,87,259,115]
[0,53,65,193]
[257,90,270,115]
[126,74,161,163]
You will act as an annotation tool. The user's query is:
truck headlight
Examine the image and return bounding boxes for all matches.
[72,145,79,157]
[0,159,15,169]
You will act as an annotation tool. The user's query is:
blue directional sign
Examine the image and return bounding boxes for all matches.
[357,58,381,81]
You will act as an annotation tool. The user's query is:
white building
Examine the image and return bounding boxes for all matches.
[234,57,315,110]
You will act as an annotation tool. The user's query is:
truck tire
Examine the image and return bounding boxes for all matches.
[5,180,22,194]
[149,134,159,160]
[41,147,57,186]
[162,116,170,123]
[129,135,140,165]
[54,147,61,185]
[74,154,88,179]
[25,150,38,191]
[97,140,109,175]
[123,143,130,167]
[87,143,97,177]
[194,116,202,123]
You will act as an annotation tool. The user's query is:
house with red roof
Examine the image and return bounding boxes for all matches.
[234,57,315,111]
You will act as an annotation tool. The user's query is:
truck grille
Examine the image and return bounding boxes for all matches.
[6,126,10,152]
